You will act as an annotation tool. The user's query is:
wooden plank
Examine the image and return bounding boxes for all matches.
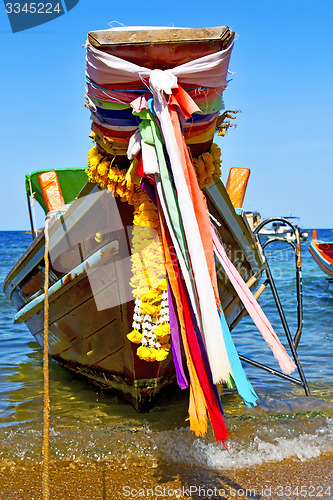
[88,26,231,47]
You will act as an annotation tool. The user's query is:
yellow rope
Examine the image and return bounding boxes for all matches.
[42,216,50,500]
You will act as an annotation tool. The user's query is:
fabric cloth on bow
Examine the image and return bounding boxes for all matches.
[127,76,234,386]
[86,41,233,88]
[211,223,297,375]
[146,69,233,384]
[85,37,290,444]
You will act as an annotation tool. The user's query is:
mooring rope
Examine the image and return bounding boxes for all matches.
[42,215,50,500]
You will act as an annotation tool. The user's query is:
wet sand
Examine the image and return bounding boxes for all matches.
[0,452,332,499]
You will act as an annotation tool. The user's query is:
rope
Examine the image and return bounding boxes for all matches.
[42,216,50,500]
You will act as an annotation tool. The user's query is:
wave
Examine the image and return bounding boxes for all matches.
[152,418,333,470]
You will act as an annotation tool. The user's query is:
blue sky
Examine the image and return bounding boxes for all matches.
[1,0,332,230]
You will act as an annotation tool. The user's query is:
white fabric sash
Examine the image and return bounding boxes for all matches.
[86,41,233,89]
[86,40,235,383]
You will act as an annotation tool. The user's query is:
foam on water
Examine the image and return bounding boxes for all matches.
[1,417,332,470]
[0,230,333,472]
[149,418,333,470]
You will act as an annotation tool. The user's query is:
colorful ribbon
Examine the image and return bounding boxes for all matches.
[211,223,296,375]
[85,35,295,445]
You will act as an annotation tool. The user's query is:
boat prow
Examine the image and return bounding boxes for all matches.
[3,26,263,412]
[309,230,333,278]
[3,25,311,425]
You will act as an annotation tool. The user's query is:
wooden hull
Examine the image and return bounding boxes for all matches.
[4,26,263,411]
[309,240,333,278]
[4,180,263,411]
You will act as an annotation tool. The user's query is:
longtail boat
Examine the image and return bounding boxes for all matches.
[309,230,333,278]
[4,26,308,442]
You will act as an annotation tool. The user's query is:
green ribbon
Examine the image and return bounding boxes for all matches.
[133,108,190,270]
[89,96,130,110]
[198,95,224,114]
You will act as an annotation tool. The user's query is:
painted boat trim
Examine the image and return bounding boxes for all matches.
[309,241,333,277]
[4,237,45,300]
[14,239,119,324]
[4,183,101,300]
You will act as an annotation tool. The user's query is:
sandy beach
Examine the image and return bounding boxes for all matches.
[0,452,332,499]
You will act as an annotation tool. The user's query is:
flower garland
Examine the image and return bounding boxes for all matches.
[86,142,223,363]
[128,281,171,362]
[192,143,222,189]
[86,146,141,205]
[86,146,171,362]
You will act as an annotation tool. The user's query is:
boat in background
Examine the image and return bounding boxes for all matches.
[309,230,333,278]
[259,216,308,242]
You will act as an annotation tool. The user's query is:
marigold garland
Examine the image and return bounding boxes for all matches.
[192,143,222,189]
[86,146,171,362]
[86,142,223,363]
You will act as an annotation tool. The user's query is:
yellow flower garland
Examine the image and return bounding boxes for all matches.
[192,143,222,189]
[86,142,223,363]
[86,146,171,362]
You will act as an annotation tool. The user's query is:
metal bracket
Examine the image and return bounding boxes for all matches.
[231,217,310,396]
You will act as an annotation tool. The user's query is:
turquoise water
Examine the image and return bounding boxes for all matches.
[0,229,332,469]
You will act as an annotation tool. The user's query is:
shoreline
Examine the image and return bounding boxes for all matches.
[0,452,332,499]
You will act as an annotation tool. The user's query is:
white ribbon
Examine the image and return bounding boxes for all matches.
[148,72,232,383]
[86,39,235,384]
[86,40,233,89]
[127,129,141,160]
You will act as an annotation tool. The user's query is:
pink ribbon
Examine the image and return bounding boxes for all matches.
[211,223,296,375]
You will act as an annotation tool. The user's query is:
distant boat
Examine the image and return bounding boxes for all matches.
[259,217,308,242]
[309,230,333,278]
[23,229,42,235]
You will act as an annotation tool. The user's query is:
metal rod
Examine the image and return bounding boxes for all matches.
[294,264,303,349]
[27,193,35,241]
[230,280,268,330]
[251,218,310,395]
[254,216,300,237]
[239,355,305,387]
[28,179,39,239]
[261,252,310,396]
[224,274,258,316]
[260,236,304,351]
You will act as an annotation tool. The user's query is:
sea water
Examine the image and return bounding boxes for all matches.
[0,229,332,471]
